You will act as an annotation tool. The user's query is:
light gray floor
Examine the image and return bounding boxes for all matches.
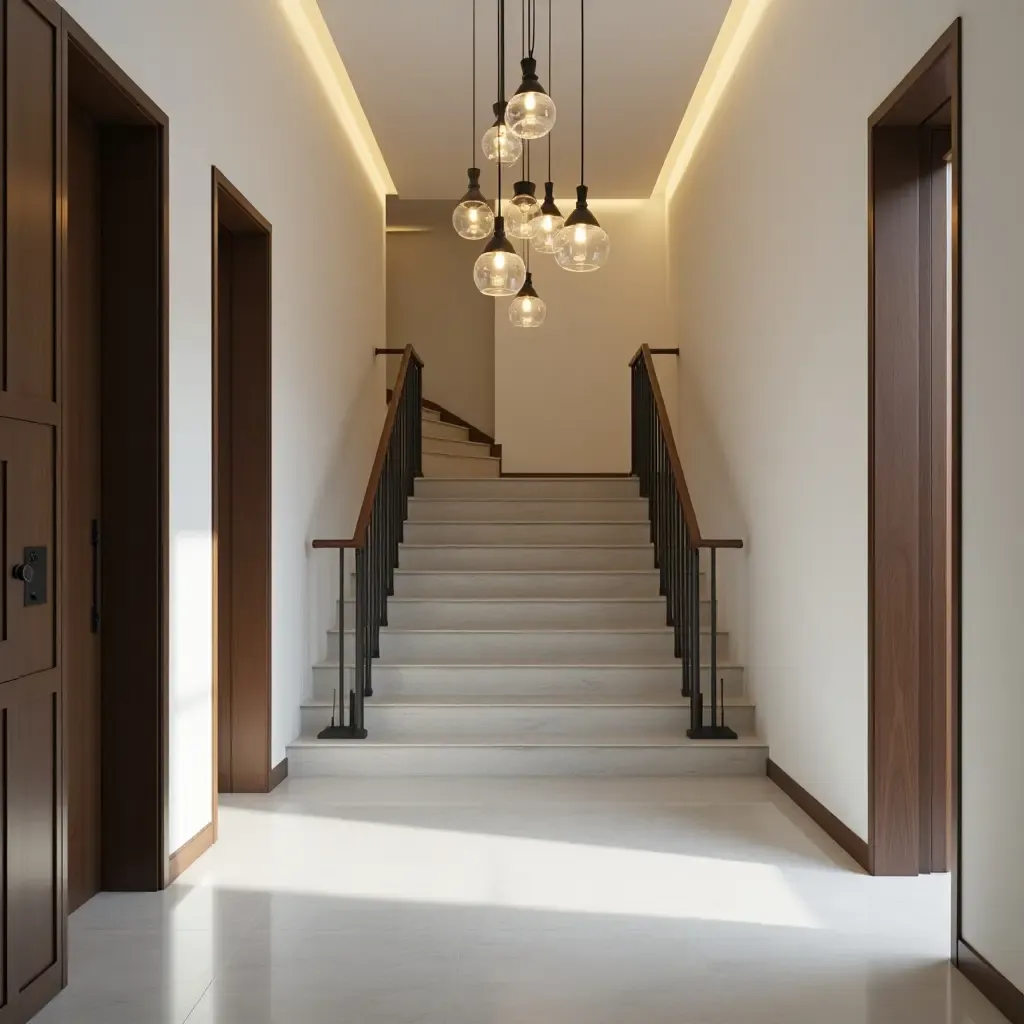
[37,776,1007,1023]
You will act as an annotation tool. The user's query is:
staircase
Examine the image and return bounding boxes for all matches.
[290,408,766,778]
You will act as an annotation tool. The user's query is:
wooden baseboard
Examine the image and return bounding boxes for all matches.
[958,940,1024,1023]
[269,756,289,791]
[766,759,871,871]
[168,822,214,883]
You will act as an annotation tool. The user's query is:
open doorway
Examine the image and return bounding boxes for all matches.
[867,22,960,878]
[212,169,273,806]
[65,24,168,912]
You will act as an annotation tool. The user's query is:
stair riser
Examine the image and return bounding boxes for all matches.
[414,478,640,500]
[423,453,500,479]
[300,702,756,739]
[288,744,767,779]
[398,545,655,571]
[340,596,715,628]
[403,522,651,545]
[341,599,669,630]
[423,437,494,459]
[312,664,747,702]
[382,570,711,600]
[327,630,729,664]
[422,409,442,422]
[390,570,663,599]
[408,499,650,523]
[423,421,471,443]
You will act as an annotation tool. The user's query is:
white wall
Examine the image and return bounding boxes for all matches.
[494,200,673,473]
[387,201,495,434]
[666,0,1024,990]
[61,0,386,853]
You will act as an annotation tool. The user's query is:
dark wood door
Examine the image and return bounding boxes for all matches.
[66,101,102,913]
[0,0,65,1017]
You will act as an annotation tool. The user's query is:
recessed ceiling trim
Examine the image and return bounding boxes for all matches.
[277,0,396,198]
[653,0,773,200]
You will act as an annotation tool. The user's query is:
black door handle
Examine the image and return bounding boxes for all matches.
[12,562,35,583]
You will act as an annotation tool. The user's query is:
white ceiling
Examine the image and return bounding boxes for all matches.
[320,0,732,199]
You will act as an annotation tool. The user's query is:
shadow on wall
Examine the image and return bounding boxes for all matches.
[305,353,388,676]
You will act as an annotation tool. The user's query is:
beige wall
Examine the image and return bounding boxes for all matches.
[387,200,495,435]
[494,200,672,473]
[667,0,1024,989]
[61,0,387,853]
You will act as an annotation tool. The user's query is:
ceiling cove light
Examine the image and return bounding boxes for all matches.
[475,0,525,297]
[454,1,495,240]
[276,0,395,198]
[509,270,547,327]
[505,0,556,139]
[555,0,610,272]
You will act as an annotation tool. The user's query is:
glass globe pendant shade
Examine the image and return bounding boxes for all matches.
[509,272,547,328]
[473,217,527,296]
[452,167,495,240]
[506,180,541,240]
[554,185,611,272]
[482,101,523,165]
[505,57,557,140]
[530,181,564,254]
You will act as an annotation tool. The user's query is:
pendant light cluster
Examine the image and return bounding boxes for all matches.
[455,0,610,327]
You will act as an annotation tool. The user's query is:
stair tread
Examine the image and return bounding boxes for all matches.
[302,694,751,709]
[290,733,766,749]
[343,597,668,605]
[314,660,741,670]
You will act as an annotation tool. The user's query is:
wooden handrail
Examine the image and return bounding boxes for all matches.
[634,343,743,552]
[312,344,422,550]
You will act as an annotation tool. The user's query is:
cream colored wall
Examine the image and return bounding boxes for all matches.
[666,0,1024,989]
[61,0,387,853]
[387,201,496,435]
[494,200,671,473]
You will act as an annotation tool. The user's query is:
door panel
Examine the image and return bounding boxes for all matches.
[0,0,65,1019]
[0,420,56,683]
[4,0,57,404]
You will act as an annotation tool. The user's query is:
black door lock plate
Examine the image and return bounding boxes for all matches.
[13,547,47,606]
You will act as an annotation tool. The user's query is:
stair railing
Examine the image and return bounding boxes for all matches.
[312,346,423,739]
[629,344,743,739]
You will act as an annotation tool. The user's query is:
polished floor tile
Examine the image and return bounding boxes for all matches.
[34,777,1008,1024]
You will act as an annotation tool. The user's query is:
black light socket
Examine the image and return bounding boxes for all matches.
[512,56,550,98]
[516,271,540,299]
[539,181,562,217]
[490,100,509,127]
[460,167,487,204]
[563,184,601,229]
[481,216,517,255]
[513,180,538,199]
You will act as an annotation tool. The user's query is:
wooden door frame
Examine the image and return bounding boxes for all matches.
[61,12,170,907]
[867,18,960,879]
[211,167,273,822]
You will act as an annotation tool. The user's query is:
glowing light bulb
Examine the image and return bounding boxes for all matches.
[469,208,479,223]
[494,252,506,270]
[574,224,587,244]
[522,298,533,313]
[525,92,537,111]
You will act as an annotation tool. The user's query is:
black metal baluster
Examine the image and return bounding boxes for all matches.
[353,546,367,735]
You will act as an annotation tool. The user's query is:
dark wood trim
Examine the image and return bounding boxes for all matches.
[167,823,214,884]
[867,20,960,880]
[269,756,289,791]
[316,345,422,549]
[212,168,273,800]
[62,13,171,898]
[767,759,870,871]
[648,347,680,356]
[957,941,1024,1024]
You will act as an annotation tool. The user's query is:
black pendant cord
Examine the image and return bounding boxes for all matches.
[529,0,537,59]
[471,0,476,165]
[497,0,504,215]
[580,0,585,187]
[547,0,552,181]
